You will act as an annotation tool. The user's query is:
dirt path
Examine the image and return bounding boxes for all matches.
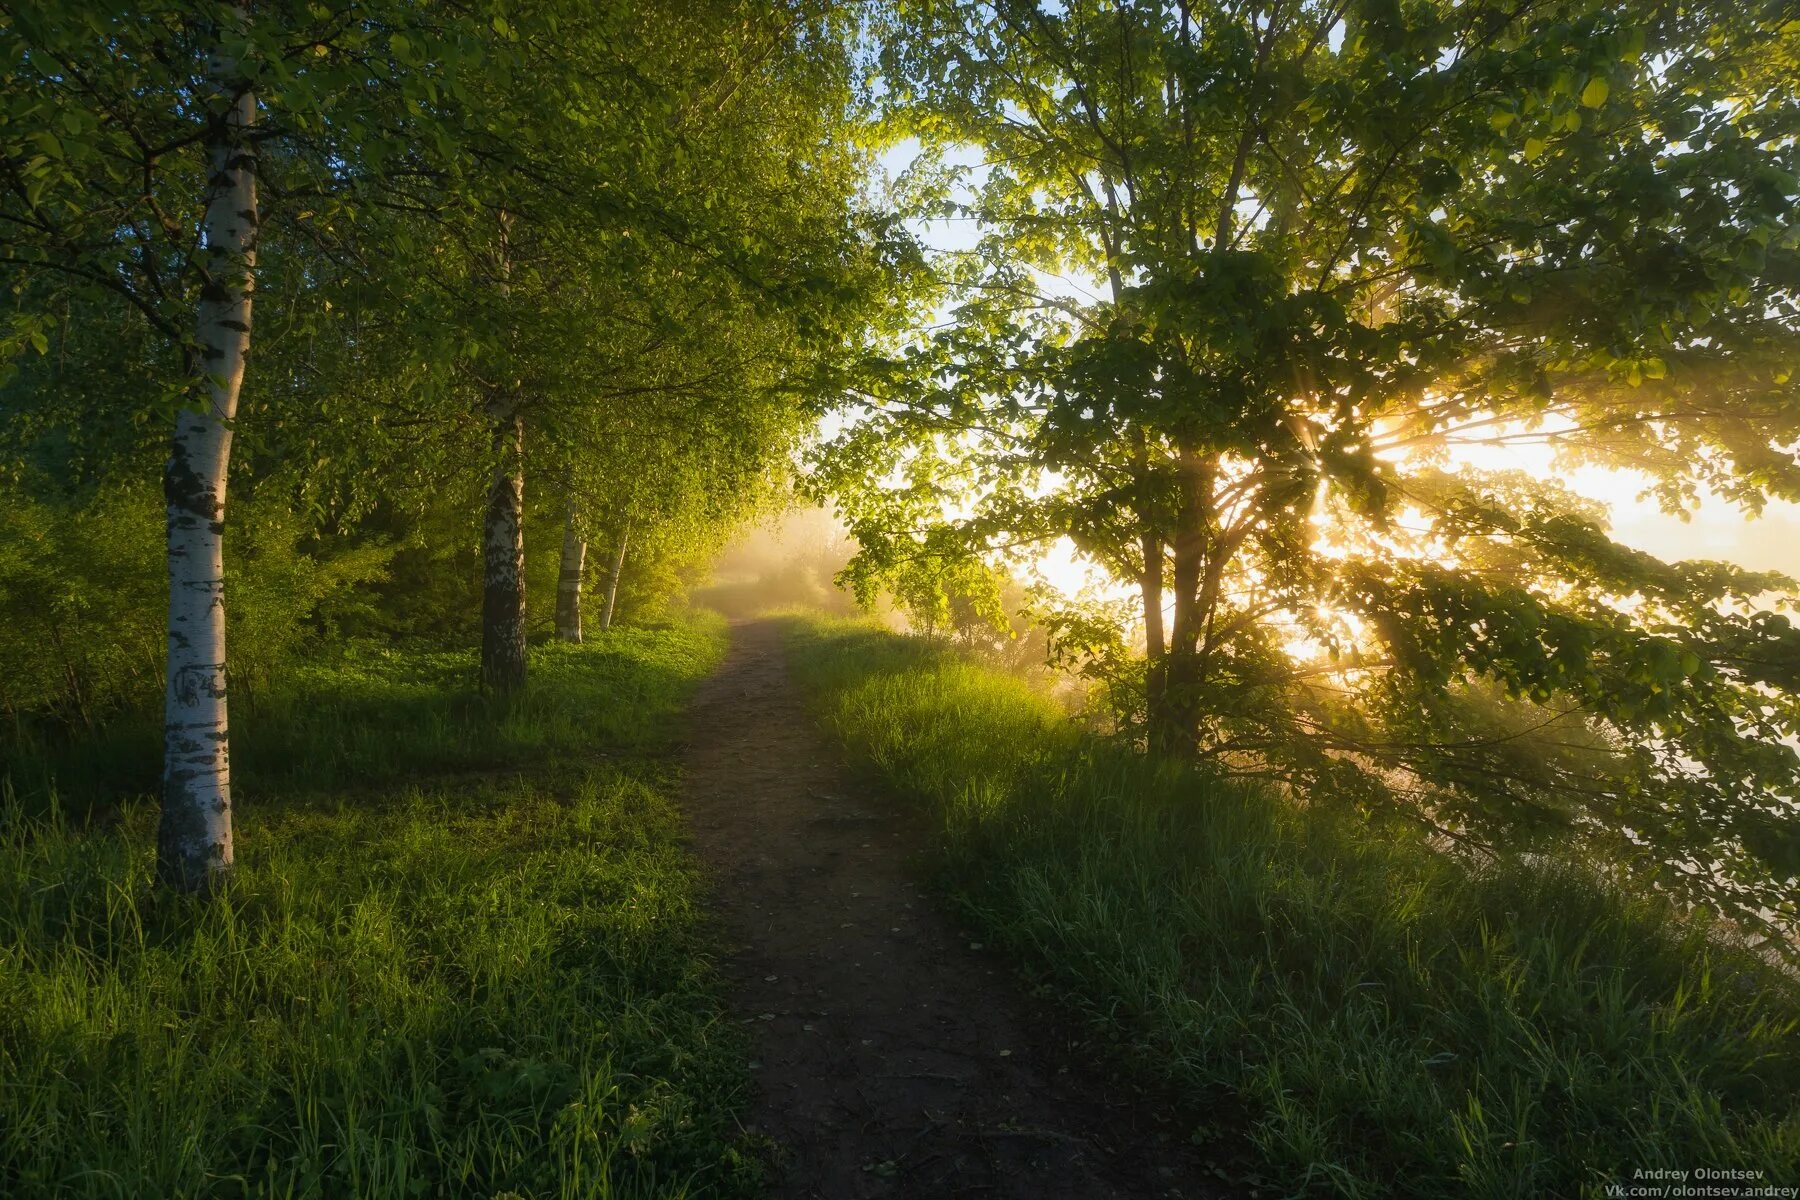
[682,619,1218,1199]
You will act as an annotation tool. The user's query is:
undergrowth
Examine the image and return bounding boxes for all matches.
[0,614,756,1199]
[783,615,1800,1200]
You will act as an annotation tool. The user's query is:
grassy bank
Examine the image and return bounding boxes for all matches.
[0,615,757,1199]
[783,615,1800,1199]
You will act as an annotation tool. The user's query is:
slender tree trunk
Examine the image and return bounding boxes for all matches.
[1132,426,1174,750]
[1161,439,1210,758]
[159,11,256,893]
[1142,528,1174,749]
[1140,531,1166,662]
[600,526,629,631]
[479,209,526,693]
[556,497,586,644]
[480,404,528,692]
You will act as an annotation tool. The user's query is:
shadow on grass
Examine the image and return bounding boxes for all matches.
[3,619,721,823]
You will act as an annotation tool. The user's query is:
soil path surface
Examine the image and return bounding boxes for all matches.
[681,619,1217,1199]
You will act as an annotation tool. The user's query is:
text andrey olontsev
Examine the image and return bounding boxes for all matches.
[1606,1168,1796,1200]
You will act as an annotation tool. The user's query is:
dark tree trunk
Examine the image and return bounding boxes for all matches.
[1133,427,1176,753]
[1142,529,1177,752]
[1160,439,1210,758]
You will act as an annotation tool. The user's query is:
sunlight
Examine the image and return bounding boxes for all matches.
[1402,412,1800,579]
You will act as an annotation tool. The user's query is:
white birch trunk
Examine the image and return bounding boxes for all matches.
[480,404,528,692]
[159,11,256,892]
[601,527,629,631]
[556,499,586,643]
[479,212,527,693]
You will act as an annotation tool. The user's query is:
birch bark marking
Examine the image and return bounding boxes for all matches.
[600,525,630,631]
[159,9,257,892]
[555,498,586,643]
[479,211,528,693]
[480,402,528,691]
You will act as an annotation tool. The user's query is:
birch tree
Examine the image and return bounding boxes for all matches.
[556,498,587,643]
[390,0,905,685]
[600,526,628,632]
[0,2,520,887]
[1,0,909,874]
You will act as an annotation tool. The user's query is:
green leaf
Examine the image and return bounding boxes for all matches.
[1580,78,1609,108]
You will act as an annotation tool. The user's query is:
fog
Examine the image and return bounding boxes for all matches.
[692,506,870,620]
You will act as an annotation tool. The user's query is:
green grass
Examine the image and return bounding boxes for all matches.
[5,622,727,820]
[0,614,759,1199]
[783,615,1800,1200]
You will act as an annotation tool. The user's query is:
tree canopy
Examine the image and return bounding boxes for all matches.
[818,0,1800,947]
[0,0,909,886]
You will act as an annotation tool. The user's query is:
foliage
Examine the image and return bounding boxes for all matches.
[292,0,919,682]
[0,0,915,680]
[821,0,1800,948]
[0,0,495,400]
[0,482,161,727]
[0,480,394,728]
[784,614,1800,1199]
[0,618,755,1199]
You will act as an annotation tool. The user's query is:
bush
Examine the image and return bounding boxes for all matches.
[0,483,163,727]
[0,480,400,727]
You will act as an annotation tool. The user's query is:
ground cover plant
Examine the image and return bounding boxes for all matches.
[783,614,1800,1199]
[0,617,758,1199]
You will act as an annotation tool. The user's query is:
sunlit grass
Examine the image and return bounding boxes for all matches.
[0,615,757,1199]
[784,614,1800,1198]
